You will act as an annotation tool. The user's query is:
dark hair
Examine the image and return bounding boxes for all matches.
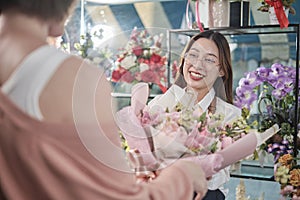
[174,30,233,104]
[0,0,76,21]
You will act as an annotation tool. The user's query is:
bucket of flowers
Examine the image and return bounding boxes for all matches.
[257,0,296,28]
[110,27,170,94]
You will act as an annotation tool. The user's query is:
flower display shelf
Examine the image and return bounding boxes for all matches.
[230,160,274,181]
[167,24,300,181]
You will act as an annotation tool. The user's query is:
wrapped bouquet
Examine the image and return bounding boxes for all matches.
[116,83,280,178]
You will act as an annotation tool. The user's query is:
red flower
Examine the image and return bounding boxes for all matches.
[172,60,179,79]
[121,71,135,83]
[150,53,162,63]
[111,69,124,82]
[132,46,143,57]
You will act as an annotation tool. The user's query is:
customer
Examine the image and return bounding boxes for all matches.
[0,0,208,199]
[150,30,241,200]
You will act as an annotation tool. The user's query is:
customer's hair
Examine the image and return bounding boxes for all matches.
[0,0,76,21]
[174,30,233,104]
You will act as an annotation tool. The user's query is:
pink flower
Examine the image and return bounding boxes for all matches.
[140,111,154,125]
[138,58,149,65]
[172,60,178,79]
[161,121,180,135]
[140,70,159,83]
[140,110,163,126]
[133,46,143,56]
[198,128,210,137]
[121,71,135,83]
[185,126,215,152]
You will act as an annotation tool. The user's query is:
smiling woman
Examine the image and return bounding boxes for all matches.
[149,30,241,200]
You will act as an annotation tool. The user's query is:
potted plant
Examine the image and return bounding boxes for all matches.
[234,63,300,164]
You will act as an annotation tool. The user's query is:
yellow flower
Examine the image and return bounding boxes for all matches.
[278,154,294,169]
[275,166,290,185]
[289,169,300,187]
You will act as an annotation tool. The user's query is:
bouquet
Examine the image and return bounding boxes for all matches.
[111,27,168,93]
[234,63,300,163]
[116,83,279,179]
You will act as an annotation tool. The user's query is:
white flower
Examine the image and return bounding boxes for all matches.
[143,50,149,56]
[119,55,136,69]
[139,63,149,72]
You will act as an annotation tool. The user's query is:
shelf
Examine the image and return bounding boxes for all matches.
[230,161,274,181]
[168,24,300,36]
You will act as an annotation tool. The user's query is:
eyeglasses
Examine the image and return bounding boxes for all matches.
[184,52,219,67]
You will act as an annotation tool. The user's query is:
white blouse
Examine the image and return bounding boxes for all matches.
[197,89,241,196]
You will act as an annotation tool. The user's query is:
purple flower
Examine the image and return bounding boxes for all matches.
[241,71,262,88]
[282,140,289,145]
[256,66,271,81]
[235,63,297,109]
[272,88,287,99]
[234,86,257,109]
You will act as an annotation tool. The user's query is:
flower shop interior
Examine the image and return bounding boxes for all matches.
[58,0,300,199]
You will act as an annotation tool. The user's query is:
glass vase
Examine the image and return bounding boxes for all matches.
[208,0,229,27]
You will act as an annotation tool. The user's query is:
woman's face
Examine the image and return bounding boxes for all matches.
[183,38,224,94]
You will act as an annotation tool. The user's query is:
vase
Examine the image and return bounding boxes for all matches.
[229,0,250,27]
[208,0,229,28]
[268,6,289,25]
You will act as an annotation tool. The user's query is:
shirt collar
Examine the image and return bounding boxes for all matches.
[197,88,216,111]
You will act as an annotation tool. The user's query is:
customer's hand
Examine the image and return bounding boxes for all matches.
[176,160,208,199]
[127,149,158,183]
[194,192,205,200]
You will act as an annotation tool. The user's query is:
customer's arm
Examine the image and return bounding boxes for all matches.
[0,61,208,199]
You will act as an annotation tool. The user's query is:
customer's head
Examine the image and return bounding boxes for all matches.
[0,0,77,37]
[175,30,233,103]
